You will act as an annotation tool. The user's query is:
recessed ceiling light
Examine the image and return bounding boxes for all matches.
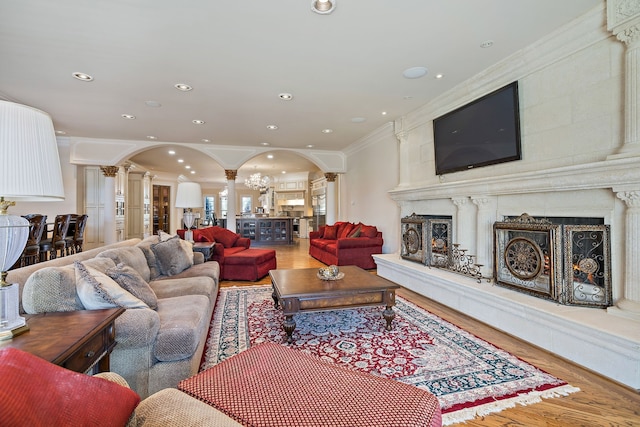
[178,159,184,163]
[278,93,293,100]
[435,73,444,79]
[306,144,314,148]
[168,150,176,155]
[55,130,66,135]
[402,66,428,79]
[267,154,274,159]
[72,72,93,81]
[201,139,210,143]
[381,111,388,116]
[121,114,136,120]
[260,142,270,146]
[281,171,287,174]
[267,125,278,130]
[185,165,191,169]
[145,100,162,108]
[190,171,196,174]
[192,119,205,125]
[480,40,494,48]
[321,128,333,134]
[175,83,193,91]
[351,117,366,123]
[311,0,336,14]
[146,135,157,140]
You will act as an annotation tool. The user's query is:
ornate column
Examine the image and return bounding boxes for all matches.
[471,196,498,278]
[325,172,338,225]
[225,170,237,233]
[451,197,476,255]
[610,189,640,320]
[100,166,118,245]
[608,0,640,157]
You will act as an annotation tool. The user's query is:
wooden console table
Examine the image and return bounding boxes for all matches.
[0,308,124,374]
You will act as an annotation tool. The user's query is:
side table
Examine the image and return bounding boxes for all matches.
[0,308,124,374]
[193,241,216,261]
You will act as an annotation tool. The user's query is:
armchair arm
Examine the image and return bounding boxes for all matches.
[236,237,251,248]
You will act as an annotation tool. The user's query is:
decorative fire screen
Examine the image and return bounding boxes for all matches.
[400,213,452,265]
[494,213,611,308]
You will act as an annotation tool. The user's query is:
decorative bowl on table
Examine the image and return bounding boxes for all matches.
[317,265,344,281]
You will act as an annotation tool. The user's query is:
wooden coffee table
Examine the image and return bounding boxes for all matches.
[270,266,401,343]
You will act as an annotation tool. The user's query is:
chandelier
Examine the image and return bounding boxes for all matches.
[244,173,270,191]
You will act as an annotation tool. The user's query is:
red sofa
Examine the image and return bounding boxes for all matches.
[309,222,383,269]
[178,226,276,281]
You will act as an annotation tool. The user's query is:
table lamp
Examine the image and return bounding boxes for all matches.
[175,181,203,242]
[0,101,64,338]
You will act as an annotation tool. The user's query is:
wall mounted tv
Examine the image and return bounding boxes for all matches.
[433,81,522,175]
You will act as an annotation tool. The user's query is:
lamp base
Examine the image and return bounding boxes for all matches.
[0,283,26,338]
[184,229,194,243]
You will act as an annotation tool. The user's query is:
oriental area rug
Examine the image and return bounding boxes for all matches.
[201,286,579,425]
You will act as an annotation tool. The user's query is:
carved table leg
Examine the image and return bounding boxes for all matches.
[272,287,279,308]
[382,306,395,331]
[283,315,296,343]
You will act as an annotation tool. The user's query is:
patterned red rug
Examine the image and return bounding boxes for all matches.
[202,285,579,425]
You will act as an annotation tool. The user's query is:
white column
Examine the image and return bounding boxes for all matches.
[471,196,498,278]
[325,173,338,225]
[608,1,640,157]
[451,196,476,254]
[394,120,411,187]
[225,170,237,233]
[100,166,118,245]
[610,189,640,320]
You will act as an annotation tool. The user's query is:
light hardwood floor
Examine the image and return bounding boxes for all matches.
[220,238,640,426]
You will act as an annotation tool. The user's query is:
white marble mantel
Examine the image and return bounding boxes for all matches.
[374,253,640,390]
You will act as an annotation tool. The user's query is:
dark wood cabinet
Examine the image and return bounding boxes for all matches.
[236,217,293,245]
[153,185,171,235]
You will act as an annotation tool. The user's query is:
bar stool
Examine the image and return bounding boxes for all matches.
[65,214,88,255]
[39,214,71,261]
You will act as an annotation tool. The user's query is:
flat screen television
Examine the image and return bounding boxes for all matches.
[433,81,522,175]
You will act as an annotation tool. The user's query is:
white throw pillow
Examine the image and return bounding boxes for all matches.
[75,261,148,310]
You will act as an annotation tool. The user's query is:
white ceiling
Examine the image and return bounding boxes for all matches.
[0,0,601,185]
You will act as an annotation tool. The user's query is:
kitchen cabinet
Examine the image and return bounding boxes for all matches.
[153,185,171,235]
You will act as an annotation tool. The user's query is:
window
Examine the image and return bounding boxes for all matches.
[242,196,252,214]
[203,196,215,225]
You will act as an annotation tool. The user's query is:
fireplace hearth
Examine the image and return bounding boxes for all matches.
[494,213,612,308]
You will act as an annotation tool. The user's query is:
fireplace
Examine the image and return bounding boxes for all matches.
[400,213,452,266]
[494,213,612,308]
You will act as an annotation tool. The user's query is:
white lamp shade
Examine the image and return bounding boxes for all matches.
[175,182,203,208]
[0,100,65,201]
[0,215,29,272]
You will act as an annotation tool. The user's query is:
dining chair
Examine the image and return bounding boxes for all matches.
[12,214,47,268]
[65,214,88,255]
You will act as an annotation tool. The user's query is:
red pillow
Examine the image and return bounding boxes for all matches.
[339,223,355,239]
[0,348,140,426]
[348,225,362,238]
[323,225,338,240]
[212,227,239,248]
[360,225,378,238]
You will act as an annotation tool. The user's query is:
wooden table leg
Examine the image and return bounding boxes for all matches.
[382,305,395,331]
[283,315,296,343]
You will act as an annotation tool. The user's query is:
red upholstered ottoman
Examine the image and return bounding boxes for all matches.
[223,249,277,281]
[178,342,442,427]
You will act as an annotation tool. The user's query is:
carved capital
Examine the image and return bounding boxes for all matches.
[451,197,469,208]
[470,195,496,210]
[324,172,338,182]
[100,166,119,178]
[617,190,640,207]
[225,169,237,180]
[608,0,640,45]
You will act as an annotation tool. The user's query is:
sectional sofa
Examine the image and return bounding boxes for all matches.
[7,234,220,399]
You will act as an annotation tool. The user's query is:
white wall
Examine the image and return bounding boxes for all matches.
[342,124,400,254]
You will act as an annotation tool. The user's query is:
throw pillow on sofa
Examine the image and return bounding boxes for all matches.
[348,225,362,237]
[0,348,140,427]
[323,225,338,240]
[212,227,239,248]
[75,261,148,310]
[106,263,158,309]
[151,236,193,276]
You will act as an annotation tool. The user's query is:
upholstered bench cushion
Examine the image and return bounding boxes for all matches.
[224,249,275,265]
[178,342,442,427]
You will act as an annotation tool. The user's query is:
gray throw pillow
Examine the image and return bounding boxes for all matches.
[74,261,148,310]
[151,236,192,277]
[106,263,158,309]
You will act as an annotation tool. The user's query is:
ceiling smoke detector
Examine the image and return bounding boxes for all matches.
[311,0,335,15]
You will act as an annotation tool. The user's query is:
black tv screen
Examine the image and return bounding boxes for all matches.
[433,81,521,175]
